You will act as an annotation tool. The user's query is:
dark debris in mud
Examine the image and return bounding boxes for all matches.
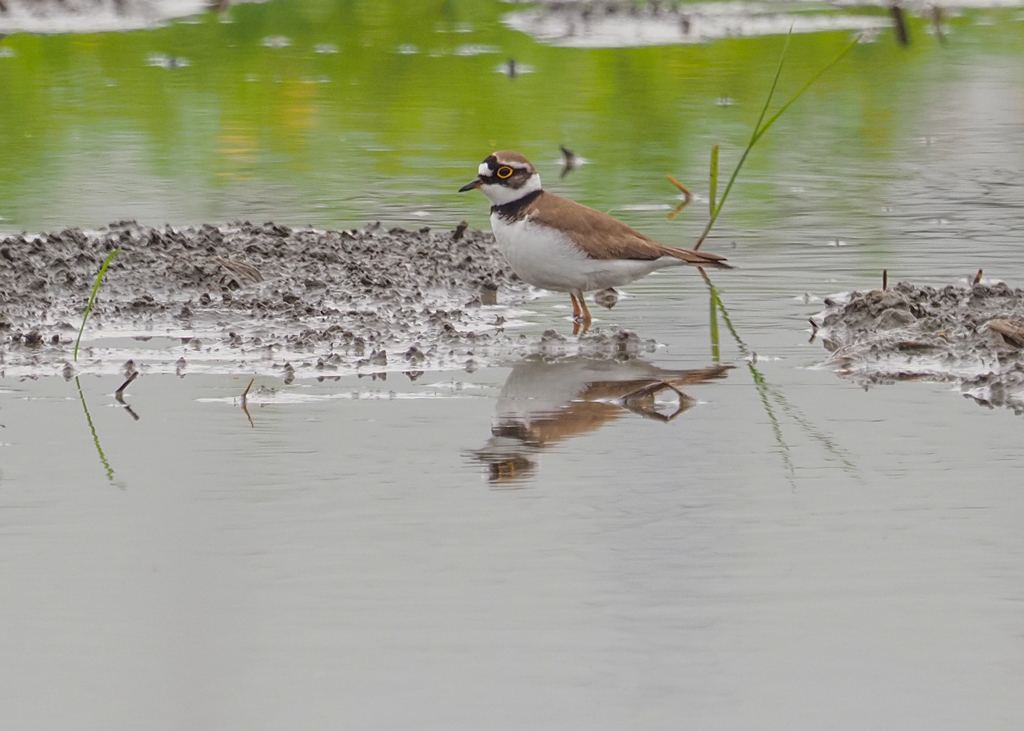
[815,281,1024,414]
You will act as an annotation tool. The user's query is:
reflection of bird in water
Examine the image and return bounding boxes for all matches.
[593,287,619,310]
[470,355,731,483]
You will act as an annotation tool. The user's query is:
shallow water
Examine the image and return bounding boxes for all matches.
[2,1,1024,728]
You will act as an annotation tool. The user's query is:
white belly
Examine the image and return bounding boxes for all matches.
[491,214,684,293]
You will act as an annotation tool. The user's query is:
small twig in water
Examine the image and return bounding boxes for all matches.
[666,175,692,198]
[931,5,946,45]
[666,175,693,220]
[559,145,581,178]
[890,4,910,47]
[115,371,138,401]
[241,378,255,428]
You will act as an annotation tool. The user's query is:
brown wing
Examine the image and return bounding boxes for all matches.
[528,192,730,268]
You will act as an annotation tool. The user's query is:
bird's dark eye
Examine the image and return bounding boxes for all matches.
[496,166,514,179]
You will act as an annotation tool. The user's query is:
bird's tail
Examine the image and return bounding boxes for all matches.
[667,246,732,269]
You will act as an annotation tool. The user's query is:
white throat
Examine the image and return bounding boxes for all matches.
[481,173,542,207]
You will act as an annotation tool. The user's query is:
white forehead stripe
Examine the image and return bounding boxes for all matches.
[478,161,494,177]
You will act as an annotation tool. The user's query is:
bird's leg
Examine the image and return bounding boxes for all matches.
[578,293,592,334]
[569,291,593,335]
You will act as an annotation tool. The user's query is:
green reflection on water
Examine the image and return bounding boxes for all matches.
[0,0,1022,233]
[74,375,117,485]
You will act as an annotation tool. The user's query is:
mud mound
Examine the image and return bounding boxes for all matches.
[0,221,534,377]
[814,281,1024,413]
[0,221,668,379]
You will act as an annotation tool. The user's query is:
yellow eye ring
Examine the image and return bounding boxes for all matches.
[496,166,514,179]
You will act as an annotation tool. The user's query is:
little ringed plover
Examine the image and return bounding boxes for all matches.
[459,151,730,333]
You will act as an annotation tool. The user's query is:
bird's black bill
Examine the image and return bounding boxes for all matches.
[459,178,483,192]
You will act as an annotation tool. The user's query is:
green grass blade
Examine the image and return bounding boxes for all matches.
[75,376,116,483]
[700,271,858,481]
[693,32,859,250]
[708,283,720,363]
[746,31,792,154]
[694,33,790,249]
[709,144,719,217]
[751,35,861,148]
[710,281,745,355]
[747,361,796,481]
[74,249,122,362]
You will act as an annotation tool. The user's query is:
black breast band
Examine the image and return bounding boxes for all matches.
[491,190,542,221]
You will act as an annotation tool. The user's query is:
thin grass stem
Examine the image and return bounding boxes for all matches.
[751,36,861,148]
[694,32,791,249]
[699,270,859,479]
[694,33,860,250]
[709,282,720,363]
[709,144,719,217]
[75,376,115,483]
[74,249,122,362]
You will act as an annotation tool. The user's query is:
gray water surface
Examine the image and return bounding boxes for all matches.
[2,304,1022,728]
[2,0,1024,728]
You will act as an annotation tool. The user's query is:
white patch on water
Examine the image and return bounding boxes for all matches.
[454,44,500,56]
[617,203,673,212]
[261,36,291,49]
[503,4,893,48]
[196,389,472,405]
[434,22,473,33]
[422,380,494,392]
[495,60,534,76]
[147,53,190,69]
[0,0,267,35]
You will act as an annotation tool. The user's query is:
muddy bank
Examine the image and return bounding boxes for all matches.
[502,0,890,49]
[0,0,262,34]
[0,221,661,379]
[814,281,1024,414]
